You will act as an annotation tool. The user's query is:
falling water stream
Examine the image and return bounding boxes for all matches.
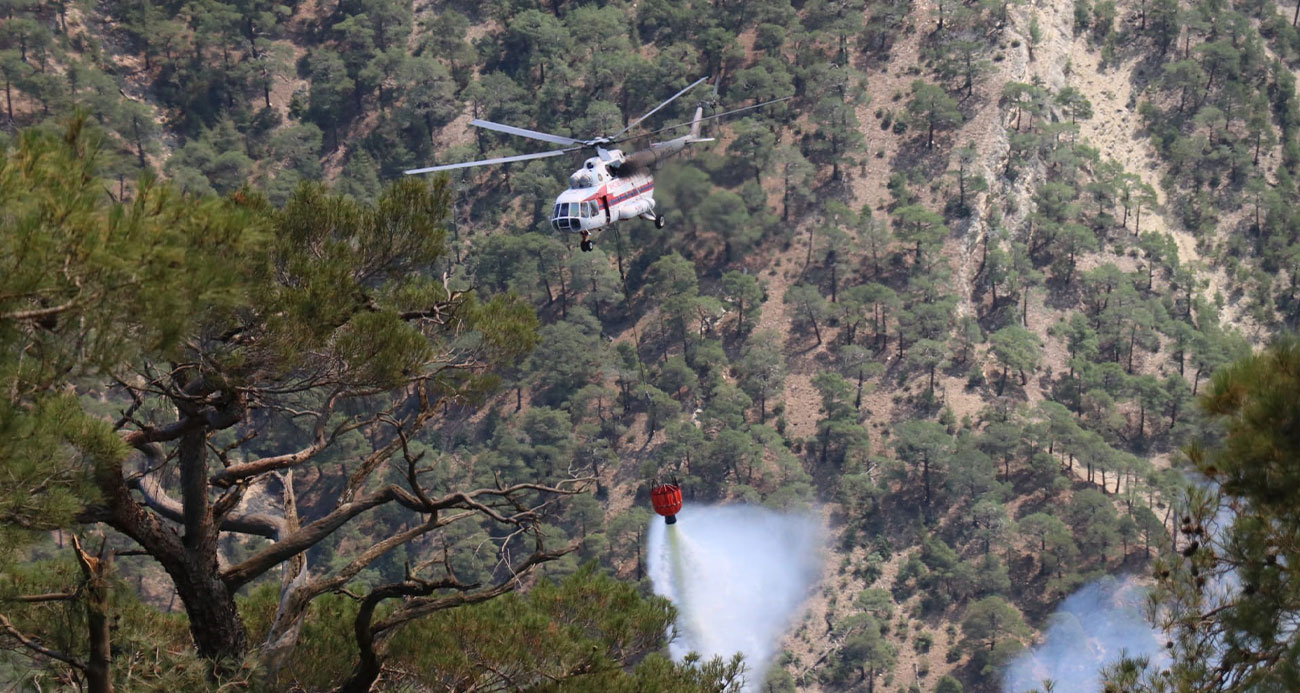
[647,505,823,690]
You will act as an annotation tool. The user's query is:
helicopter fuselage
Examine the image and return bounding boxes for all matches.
[550,150,656,234]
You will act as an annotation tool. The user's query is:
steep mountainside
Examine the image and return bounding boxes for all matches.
[3,0,1296,690]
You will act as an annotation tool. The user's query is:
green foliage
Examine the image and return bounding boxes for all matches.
[907,81,962,149]
[385,567,742,691]
[893,421,950,515]
[1106,336,1300,689]
[988,325,1042,395]
[2,553,224,691]
[893,204,948,266]
[0,121,261,546]
[936,674,964,693]
[959,596,1029,676]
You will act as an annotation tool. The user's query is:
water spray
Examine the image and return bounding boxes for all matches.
[646,493,822,691]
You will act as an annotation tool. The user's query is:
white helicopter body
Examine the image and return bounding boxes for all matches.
[549,110,711,242]
[550,151,657,235]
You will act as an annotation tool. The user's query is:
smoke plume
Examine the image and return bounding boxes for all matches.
[647,505,823,690]
[1002,576,1167,692]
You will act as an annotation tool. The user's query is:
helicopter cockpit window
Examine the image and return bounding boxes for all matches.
[552,201,598,231]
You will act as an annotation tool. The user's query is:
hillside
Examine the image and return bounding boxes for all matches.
[3,0,1297,691]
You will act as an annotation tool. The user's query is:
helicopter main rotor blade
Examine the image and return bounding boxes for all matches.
[611,76,709,140]
[615,94,798,143]
[470,119,585,146]
[404,146,582,175]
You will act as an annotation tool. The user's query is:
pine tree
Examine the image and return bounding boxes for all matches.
[1106,336,1300,690]
[0,121,582,689]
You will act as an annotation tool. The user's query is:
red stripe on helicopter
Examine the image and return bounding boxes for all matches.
[602,182,654,205]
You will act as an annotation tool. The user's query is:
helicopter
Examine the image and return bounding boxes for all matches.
[404,77,789,252]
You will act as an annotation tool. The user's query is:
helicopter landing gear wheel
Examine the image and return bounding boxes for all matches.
[580,238,594,252]
[654,214,666,229]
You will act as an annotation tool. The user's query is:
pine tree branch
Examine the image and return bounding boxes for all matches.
[11,593,77,603]
[209,393,345,487]
[336,537,577,693]
[0,612,87,672]
[220,486,405,589]
[129,443,286,539]
[0,300,79,322]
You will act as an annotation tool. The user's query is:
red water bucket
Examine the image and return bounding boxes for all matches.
[651,484,683,524]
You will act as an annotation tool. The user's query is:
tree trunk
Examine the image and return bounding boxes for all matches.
[829,258,838,303]
[73,538,113,693]
[1127,327,1137,373]
[540,272,555,305]
[132,118,147,168]
[337,588,396,693]
[781,175,791,222]
[558,271,568,318]
[97,428,249,662]
[805,224,816,268]
[101,481,248,660]
[922,457,932,511]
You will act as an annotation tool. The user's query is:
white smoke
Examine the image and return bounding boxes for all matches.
[646,504,823,690]
[1002,576,1168,693]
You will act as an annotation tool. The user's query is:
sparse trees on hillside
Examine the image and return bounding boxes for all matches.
[4,0,1290,690]
[785,284,829,346]
[736,333,785,421]
[1105,337,1300,690]
[808,76,868,181]
[720,271,764,338]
